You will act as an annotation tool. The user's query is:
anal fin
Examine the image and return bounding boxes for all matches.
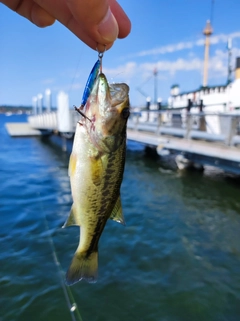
[109,196,125,225]
[62,204,79,228]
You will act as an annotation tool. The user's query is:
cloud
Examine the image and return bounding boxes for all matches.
[41,78,55,85]
[70,83,82,90]
[232,47,240,58]
[140,58,203,76]
[208,47,240,78]
[47,42,240,102]
[103,62,137,79]
[210,31,240,45]
[136,42,194,57]
[135,51,231,78]
[51,82,83,93]
[132,31,240,58]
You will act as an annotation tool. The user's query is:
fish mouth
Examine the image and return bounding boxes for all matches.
[109,83,129,108]
[84,72,130,152]
[99,73,129,115]
[86,73,129,117]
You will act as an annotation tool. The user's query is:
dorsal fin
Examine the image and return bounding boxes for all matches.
[109,196,125,225]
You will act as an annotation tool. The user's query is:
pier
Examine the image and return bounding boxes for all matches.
[127,109,240,174]
[5,122,42,137]
[5,107,240,175]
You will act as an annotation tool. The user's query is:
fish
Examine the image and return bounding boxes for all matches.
[63,72,130,285]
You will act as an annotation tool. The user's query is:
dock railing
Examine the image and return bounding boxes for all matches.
[28,110,78,133]
[28,109,240,147]
[127,109,240,146]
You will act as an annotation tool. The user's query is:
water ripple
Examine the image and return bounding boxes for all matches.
[1,115,240,321]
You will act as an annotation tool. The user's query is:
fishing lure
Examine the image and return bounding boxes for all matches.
[75,49,105,120]
[79,50,105,110]
[80,59,101,109]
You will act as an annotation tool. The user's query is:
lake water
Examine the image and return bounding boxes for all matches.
[1,114,240,321]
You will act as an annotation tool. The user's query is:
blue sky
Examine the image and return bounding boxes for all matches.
[1,0,240,108]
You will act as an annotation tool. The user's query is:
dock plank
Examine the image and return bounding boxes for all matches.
[127,129,161,146]
[163,138,240,163]
[127,129,240,163]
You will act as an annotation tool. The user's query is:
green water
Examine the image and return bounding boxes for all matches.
[1,114,240,321]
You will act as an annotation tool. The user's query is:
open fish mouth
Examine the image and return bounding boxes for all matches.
[85,73,129,116]
[109,82,129,106]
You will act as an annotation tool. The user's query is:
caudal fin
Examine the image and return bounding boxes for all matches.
[66,251,98,285]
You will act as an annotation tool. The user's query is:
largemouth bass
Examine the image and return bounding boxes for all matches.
[63,72,130,285]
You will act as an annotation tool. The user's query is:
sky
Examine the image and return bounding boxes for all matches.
[1,0,240,108]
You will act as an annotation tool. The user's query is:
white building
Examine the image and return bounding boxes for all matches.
[168,57,240,113]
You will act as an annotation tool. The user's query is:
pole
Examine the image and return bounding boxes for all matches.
[227,38,232,84]
[153,68,158,105]
[202,20,213,87]
[203,36,210,87]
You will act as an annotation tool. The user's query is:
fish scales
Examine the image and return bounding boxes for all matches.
[83,139,126,255]
[63,72,130,285]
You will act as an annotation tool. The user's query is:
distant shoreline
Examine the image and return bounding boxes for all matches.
[0,106,32,114]
[0,106,56,114]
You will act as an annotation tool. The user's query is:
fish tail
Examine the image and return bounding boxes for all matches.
[66,251,98,285]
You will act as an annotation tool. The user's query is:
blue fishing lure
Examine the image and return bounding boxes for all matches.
[80,59,101,108]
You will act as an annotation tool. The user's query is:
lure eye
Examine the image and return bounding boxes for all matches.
[121,108,130,119]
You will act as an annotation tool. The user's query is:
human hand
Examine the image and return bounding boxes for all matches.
[1,0,131,51]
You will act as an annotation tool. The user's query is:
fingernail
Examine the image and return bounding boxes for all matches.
[98,8,119,42]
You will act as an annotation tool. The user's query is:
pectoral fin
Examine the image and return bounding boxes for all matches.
[62,204,79,227]
[109,196,125,225]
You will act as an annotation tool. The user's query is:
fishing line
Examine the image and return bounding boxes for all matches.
[40,200,83,321]
[108,72,125,84]
[68,47,85,96]
[44,217,83,321]
[138,73,154,88]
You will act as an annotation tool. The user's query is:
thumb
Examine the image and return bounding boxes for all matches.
[97,7,119,43]
[66,0,119,49]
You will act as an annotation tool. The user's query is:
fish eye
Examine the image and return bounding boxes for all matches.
[121,108,130,119]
